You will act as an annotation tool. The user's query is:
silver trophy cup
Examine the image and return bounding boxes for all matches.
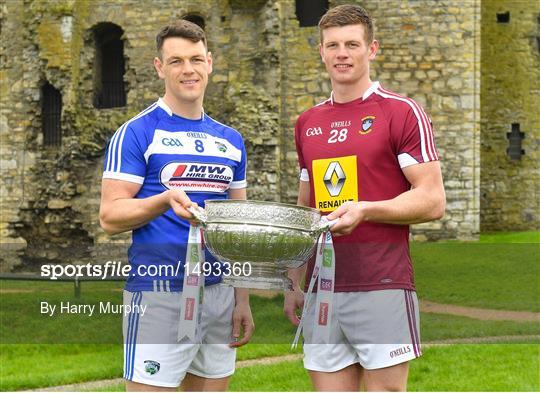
[189,200,334,290]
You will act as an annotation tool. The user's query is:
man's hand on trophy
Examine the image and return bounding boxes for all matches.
[168,189,196,220]
[284,288,304,326]
[326,201,367,236]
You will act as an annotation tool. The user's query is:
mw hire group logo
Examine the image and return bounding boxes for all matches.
[160,162,233,193]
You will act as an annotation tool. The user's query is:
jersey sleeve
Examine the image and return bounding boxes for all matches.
[230,139,247,189]
[295,116,310,182]
[102,123,148,184]
[394,102,439,169]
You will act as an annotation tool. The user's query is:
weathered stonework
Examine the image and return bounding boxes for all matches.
[480,0,540,231]
[0,0,536,272]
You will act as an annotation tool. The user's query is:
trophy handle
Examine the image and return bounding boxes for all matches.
[187,205,207,224]
[314,216,338,234]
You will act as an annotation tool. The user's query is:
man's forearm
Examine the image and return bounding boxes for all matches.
[100,191,171,235]
[360,185,445,225]
[234,287,250,305]
[287,264,307,290]
[328,160,446,234]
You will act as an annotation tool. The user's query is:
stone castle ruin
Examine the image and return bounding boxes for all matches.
[0,0,538,271]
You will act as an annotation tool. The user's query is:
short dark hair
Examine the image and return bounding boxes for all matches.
[156,19,207,56]
[318,4,374,44]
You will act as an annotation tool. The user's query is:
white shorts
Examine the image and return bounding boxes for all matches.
[303,289,421,371]
[123,284,236,387]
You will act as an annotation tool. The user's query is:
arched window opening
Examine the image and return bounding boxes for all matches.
[92,23,126,109]
[507,123,525,160]
[183,14,206,30]
[42,82,62,147]
[295,0,328,27]
[496,12,510,23]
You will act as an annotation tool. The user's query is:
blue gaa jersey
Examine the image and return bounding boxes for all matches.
[102,98,247,292]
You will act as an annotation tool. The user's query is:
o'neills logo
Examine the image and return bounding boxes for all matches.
[186,276,199,286]
[184,298,195,320]
[318,302,329,326]
[390,345,411,358]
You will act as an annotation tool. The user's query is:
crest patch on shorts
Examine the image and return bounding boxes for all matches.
[144,360,160,375]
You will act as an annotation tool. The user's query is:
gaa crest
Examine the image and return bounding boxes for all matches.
[359,116,375,134]
[215,141,227,153]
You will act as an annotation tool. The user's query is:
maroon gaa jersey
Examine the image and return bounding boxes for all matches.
[295,82,439,292]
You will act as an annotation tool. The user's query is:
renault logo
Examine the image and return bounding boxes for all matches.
[323,162,346,196]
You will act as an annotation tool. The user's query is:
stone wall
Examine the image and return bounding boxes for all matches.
[1,0,533,272]
[215,0,282,201]
[0,0,284,271]
[480,0,540,231]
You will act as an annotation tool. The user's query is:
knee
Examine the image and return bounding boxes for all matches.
[365,381,406,392]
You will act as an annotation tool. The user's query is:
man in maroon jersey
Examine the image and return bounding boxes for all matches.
[284,4,446,391]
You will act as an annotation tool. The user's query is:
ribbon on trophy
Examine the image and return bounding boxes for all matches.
[292,229,335,348]
[178,224,205,343]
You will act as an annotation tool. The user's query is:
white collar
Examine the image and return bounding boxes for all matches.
[157,97,205,120]
[157,97,173,116]
[330,81,380,105]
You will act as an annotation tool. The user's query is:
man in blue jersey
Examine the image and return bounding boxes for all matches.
[99,20,253,391]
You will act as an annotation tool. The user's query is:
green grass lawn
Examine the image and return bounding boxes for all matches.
[1,231,538,390]
[0,282,300,345]
[0,343,302,391]
[0,344,123,391]
[479,231,540,243]
[2,282,538,346]
[420,312,539,341]
[0,281,124,344]
[77,343,540,392]
[229,344,540,392]
[412,240,539,312]
[1,308,538,390]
